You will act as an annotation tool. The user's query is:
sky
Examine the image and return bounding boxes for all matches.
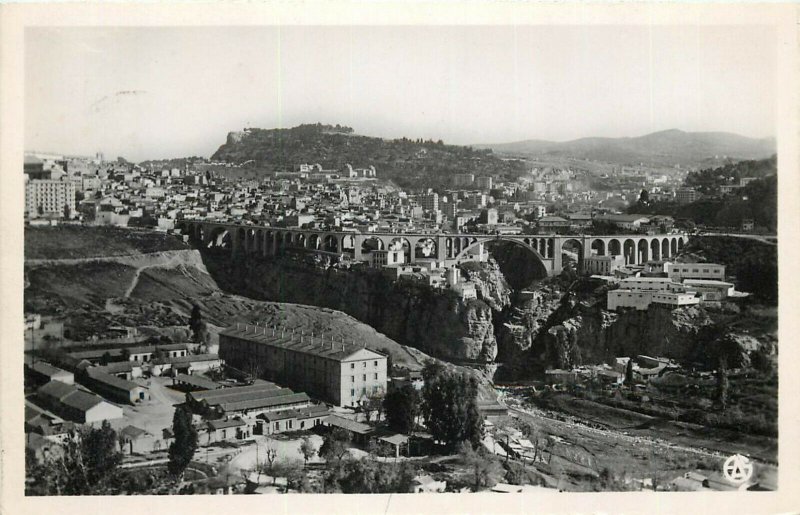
[25,25,777,162]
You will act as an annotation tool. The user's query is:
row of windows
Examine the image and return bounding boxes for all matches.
[350,360,380,369]
[351,373,380,382]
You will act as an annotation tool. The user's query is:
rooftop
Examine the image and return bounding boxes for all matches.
[174,373,222,390]
[323,414,372,435]
[220,324,387,362]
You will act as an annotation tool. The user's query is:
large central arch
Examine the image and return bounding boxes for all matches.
[454,236,549,278]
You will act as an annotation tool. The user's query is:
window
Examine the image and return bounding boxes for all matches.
[288,420,293,429]
[363,374,366,381]
[351,388,355,397]
[363,362,367,368]
[351,376,355,383]
[374,373,378,380]
[374,361,378,367]
[275,422,279,430]
[350,363,355,369]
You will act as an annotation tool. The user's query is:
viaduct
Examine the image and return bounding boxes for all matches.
[177,220,688,277]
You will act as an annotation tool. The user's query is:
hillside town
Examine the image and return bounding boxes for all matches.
[23,144,775,496]
[17,20,783,504]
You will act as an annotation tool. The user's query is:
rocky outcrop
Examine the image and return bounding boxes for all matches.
[201,252,509,363]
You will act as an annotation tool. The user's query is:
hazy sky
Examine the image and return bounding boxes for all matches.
[25,25,777,161]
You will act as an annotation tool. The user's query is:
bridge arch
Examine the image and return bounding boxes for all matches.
[590,238,606,256]
[623,238,636,265]
[662,238,670,259]
[208,226,231,249]
[637,239,649,264]
[455,236,549,278]
[670,238,678,256]
[361,236,384,254]
[561,238,584,271]
[389,237,412,263]
[414,237,438,260]
[323,234,339,253]
[650,238,660,261]
[608,238,622,258]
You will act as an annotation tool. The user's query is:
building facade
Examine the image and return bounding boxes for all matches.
[668,263,726,281]
[25,179,76,219]
[219,324,388,407]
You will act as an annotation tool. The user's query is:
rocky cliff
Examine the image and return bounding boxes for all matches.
[201,252,513,363]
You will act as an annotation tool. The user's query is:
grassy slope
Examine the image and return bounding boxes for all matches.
[25,225,189,260]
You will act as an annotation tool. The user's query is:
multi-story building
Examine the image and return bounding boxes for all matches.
[219,324,388,408]
[25,179,75,219]
[668,263,726,281]
[453,173,475,187]
[370,249,405,268]
[675,188,701,204]
[475,176,493,190]
[584,255,625,275]
[443,200,458,220]
[418,193,439,213]
[607,289,700,311]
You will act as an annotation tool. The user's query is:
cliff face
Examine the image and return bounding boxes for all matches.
[201,253,509,363]
[539,303,715,369]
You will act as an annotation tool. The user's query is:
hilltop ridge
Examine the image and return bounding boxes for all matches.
[475,129,776,166]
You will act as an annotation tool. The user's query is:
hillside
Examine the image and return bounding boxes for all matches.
[477,129,775,167]
[210,123,528,189]
[25,225,190,260]
[629,156,777,232]
[23,226,425,371]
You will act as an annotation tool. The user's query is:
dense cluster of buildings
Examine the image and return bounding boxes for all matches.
[599,261,746,312]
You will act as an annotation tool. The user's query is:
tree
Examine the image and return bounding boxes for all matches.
[120,348,131,362]
[168,406,198,478]
[63,203,72,220]
[421,362,484,452]
[299,436,317,467]
[716,354,729,411]
[458,442,502,492]
[99,351,112,366]
[625,358,634,386]
[189,304,208,344]
[638,189,650,205]
[384,385,419,434]
[320,427,352,466]
[27,421,122,495]
[243,357,263,381]
[361,391,385,424]
[262,446,278,484]
[286,465,314,492]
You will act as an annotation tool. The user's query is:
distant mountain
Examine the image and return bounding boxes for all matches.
[476,129,776,167]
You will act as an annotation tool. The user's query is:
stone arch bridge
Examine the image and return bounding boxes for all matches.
[177,220,687,277]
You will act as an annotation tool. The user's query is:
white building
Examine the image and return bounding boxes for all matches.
[584,255,625,275]
[608,289,700,311]
[25,179,76,219]
[370,249,405,268]
[668,263,726,281]
[683,279,736,300]
[618,277,685,292]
